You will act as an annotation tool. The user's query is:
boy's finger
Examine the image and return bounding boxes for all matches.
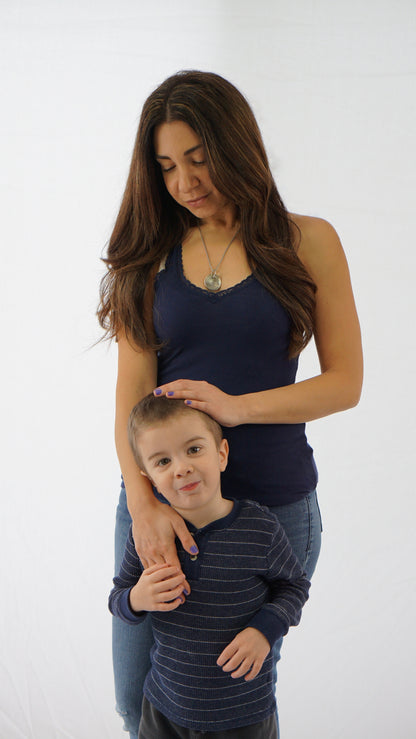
[244,663,260,681]
[217,643,238,667]
[221,654,244,672]
[156,597,184,612]
[158,584,187,603]
[144,562,173,576]
[146,555,191,596]
[230,659,252,679]
[153,573,185,592]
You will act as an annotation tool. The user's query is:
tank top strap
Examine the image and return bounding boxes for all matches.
[166,244,181,273]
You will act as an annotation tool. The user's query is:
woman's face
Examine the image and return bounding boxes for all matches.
[153,120,233,224]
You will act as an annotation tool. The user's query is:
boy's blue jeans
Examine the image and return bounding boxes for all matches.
[112,488,322,739]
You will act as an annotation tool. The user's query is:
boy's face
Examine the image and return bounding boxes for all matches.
[137,412,229,525]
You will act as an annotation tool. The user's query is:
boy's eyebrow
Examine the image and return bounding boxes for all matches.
[146,435,207,461]
[155,144,203,160]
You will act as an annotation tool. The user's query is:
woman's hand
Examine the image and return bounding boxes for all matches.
[132,496,196,595]
[154,380,242,427]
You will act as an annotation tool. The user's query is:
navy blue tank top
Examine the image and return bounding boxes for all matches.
[153,244,318,506]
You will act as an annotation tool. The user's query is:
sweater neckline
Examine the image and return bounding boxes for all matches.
[184,499,241,535]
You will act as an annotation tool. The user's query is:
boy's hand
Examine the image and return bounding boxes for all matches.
[129,563,189,613]
[217,628,270,681]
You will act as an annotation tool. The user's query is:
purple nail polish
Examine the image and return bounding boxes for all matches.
[185,400,192,405]
[183,589,189,596]
[190,545,198,554]
[154,388,162,396]
[167,391,174,396]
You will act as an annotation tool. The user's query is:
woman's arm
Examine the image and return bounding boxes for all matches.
[115,331,197,569]
[154,217,363,426]
[115,330,157,518]
[240,216,363,423]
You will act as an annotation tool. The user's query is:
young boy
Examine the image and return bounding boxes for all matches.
[109,394,310,739]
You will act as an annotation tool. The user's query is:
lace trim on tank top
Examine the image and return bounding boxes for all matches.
[178,245,254,297]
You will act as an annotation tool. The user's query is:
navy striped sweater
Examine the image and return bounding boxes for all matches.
[109,499,310,732]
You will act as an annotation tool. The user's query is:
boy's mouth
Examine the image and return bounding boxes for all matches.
[179,481,200,492]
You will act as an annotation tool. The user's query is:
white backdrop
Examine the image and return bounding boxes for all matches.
[1,1,415,737]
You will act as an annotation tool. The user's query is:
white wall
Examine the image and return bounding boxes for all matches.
[1,1,415,737]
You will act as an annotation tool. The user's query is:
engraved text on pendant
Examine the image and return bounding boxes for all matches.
[204,273,221,292]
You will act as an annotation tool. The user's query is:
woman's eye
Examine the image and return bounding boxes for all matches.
[161,165,175,173]
[193,160,206,166]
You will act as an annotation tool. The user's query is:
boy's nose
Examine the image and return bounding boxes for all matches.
[174,460,194,477]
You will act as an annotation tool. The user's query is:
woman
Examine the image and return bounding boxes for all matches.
[98,70,363,738]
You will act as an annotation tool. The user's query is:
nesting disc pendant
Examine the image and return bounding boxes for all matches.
[204,272,222,292]
[198,225,240,294]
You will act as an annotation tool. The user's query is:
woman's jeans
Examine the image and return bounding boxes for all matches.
[112,488,322,739]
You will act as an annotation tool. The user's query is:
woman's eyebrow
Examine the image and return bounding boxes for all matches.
[184,144,203,156]
[155,144,203,160]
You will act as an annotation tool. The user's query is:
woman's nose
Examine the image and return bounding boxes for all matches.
[177,167,199,193]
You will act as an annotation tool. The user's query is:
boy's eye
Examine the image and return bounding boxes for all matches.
[188,446,201,455]
[156,457,170,467]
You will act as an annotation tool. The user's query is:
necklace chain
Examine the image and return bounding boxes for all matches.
[198,225,240,292]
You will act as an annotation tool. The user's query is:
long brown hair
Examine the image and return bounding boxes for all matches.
[97,70,316,356]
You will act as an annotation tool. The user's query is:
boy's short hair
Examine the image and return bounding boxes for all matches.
[128,393,223,470]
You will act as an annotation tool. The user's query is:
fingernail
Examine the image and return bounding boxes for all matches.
[185,400,192,405]
[154,388,162,396]
[183,589,189,596]
[190,545,198,554]
[167,391,174,396]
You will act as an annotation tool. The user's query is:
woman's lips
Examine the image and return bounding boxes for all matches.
[186,195,208,208]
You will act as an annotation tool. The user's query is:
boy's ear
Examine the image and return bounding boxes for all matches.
[219,438,229,472]
[139,468,150,480]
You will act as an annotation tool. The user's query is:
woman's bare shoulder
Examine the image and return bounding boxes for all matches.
[290,213,339,246]
[289,212,346,277]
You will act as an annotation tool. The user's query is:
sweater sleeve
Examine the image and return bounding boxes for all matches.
[246,520,310,647]
[108,525,146,624]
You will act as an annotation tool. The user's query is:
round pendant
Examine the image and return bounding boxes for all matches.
[204,273,222,292]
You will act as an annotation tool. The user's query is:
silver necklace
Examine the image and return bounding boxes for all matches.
[198,225,240,292]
